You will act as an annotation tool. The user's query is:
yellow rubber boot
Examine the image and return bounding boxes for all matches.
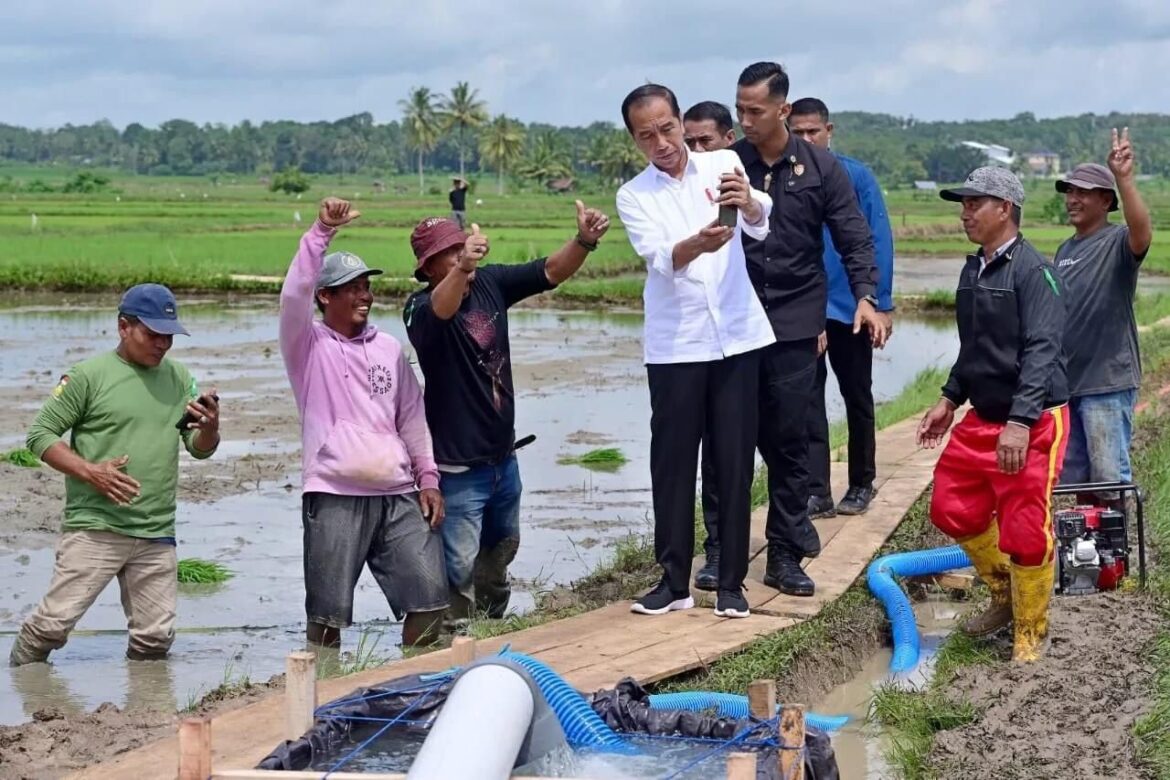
[956,523,1012,636]
[1011,560,1055,663]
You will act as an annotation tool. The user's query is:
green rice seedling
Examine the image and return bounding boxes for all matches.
[176,558,234,584]
[557,447,629,472]
[2,448,40,468]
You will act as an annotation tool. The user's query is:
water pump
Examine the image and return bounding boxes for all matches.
[1053,505,1129,595]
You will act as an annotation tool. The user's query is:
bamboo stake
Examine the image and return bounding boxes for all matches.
[285,651,317,741]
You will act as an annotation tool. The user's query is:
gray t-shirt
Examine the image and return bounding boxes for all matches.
[1054,223,1144,396]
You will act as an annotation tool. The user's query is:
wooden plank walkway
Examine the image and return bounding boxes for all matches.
[72,415,942,779]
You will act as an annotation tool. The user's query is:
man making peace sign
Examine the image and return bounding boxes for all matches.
[1054,128,1154,505]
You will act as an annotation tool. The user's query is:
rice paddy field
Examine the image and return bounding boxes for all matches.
[2,166,1167,301]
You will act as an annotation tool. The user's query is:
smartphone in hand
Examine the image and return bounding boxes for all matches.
[175,394,219,430]
[718,203,738,228]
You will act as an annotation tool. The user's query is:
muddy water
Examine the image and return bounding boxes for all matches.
[0,296,958,725]
[817,597,963,779]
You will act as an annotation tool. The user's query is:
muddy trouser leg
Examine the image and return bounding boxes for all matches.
[12,531,130,665]
[302,494,380,637]
[1067,390,1135,504]
[119,538,178,659]
[439,467,492,624]
[474,455,523,619]
[366,494,449,645]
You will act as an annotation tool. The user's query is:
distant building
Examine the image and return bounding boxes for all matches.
[1024,150,1062,177]
[913,180,938,191]
[961,141,1015,166]
[547,178,575,193]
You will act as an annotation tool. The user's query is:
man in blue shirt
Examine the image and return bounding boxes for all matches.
[789,98,895,518]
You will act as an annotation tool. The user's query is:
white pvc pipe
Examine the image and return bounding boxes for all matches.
[406,664,536,780]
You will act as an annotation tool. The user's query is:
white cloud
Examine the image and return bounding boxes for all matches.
[0,0,1166,129]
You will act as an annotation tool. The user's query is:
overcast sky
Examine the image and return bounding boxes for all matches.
[3,0,1168,130]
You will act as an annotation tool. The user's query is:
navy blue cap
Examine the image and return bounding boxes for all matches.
[118,284,190,336]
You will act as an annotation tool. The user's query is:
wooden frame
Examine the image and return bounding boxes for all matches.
[179,645,807,780]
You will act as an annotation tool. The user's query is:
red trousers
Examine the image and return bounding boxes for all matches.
[931,406,1069,566]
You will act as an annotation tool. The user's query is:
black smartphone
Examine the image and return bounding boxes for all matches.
[175,394,219,430]
[718,203,737,227]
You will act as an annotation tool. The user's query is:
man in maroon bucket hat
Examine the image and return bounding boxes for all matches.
[1053,128,1154,505]
[403,202,610,626]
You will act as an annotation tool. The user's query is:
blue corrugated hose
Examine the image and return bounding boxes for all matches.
[496,651,637,754]
[646,692,849,731]
[866,545,972,672]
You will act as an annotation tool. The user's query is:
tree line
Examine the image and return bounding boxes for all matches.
[1,82,1167,190]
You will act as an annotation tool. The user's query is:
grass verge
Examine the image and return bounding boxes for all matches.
[1130,408,1170,773]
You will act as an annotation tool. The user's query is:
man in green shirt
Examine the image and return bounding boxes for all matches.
[9,284,221,666]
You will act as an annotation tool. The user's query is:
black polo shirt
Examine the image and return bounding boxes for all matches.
[732,134,877,342]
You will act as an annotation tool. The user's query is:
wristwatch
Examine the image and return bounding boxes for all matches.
[860,294,879,308]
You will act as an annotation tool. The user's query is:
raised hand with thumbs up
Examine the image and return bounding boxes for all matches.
[458,223,489,274]
[575,199,611,247]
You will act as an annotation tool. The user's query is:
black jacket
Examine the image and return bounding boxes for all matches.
[942,235,1068,426]
[732,134,876,341]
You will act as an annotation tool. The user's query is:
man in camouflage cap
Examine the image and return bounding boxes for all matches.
[918,166,1070,663]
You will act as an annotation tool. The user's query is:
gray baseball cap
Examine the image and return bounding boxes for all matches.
[940,166,1025,207]
[315,251,383,289]
[1056,163,1119,212]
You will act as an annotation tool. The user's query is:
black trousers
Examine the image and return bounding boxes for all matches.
[700,339,821,558]
[648,349,760,594]
[808,319,877,498]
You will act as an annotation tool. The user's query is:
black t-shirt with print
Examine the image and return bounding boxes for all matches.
[404,260,555,466]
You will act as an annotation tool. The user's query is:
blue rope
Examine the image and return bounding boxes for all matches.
[323,682,443,778]
[315,678,450,716]
[657,719,763,780]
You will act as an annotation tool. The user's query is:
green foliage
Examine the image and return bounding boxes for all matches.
[269,167,310,195]
[2,448,40,467]
[62,172,112,194]
[1040,192,1071,225]
[176,558,234,584]
[556,447,629,471]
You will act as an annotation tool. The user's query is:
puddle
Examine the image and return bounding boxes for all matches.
[898,256,1170,294]
[0,294,961,726]
[815,597,963,779]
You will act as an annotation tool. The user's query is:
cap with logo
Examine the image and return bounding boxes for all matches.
[1056,163,1119,212]
[118,283,190,336]
[315,251,383,290]
[940,166,1026,208]
[410,218,468,281]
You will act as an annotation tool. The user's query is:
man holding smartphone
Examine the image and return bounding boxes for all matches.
[10,284,220,665]
[616,83,775,619]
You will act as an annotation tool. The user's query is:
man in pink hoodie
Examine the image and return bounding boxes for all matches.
[280,198,446,649]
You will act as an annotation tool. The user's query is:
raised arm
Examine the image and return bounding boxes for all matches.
[279,198,359,380]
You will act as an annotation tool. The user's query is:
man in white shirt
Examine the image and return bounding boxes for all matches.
[616,84,776,619]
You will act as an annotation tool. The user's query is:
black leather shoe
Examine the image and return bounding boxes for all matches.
[837,485,877,516]
[693,554,719,592]
[763,547,815,597]
[808,494,837,520]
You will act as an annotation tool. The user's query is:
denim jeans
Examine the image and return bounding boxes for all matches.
[439,455,522,621]
[1061,388,1136,486]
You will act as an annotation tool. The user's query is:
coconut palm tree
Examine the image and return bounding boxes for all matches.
[398,86,442,194]
[478,115,525,195]
[518,130,573,187]
[591,130,643,184]
[440,81,488,179]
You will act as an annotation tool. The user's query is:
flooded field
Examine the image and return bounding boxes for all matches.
[0,294,959,726]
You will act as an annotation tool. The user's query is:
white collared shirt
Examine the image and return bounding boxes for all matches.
[979,234,1020,275]
[616,148,777,365]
